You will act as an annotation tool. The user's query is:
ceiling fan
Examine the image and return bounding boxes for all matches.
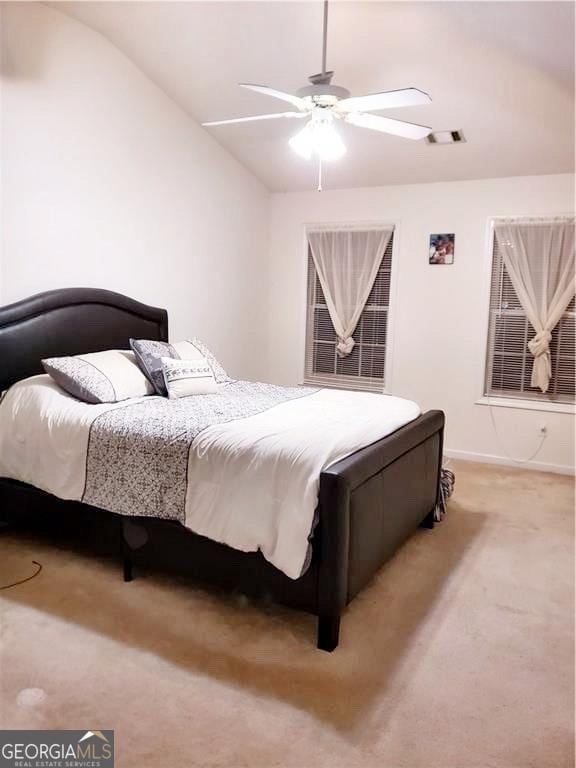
[202,0,433,173]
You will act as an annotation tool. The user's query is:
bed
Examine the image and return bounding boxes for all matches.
[0,287,444,651]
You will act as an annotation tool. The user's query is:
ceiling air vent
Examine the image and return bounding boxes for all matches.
[426,130,466,145]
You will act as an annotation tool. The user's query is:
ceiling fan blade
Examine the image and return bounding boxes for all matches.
[239,83,307,111]
[338,88,431,114]
[345,112,431,140]
[202,111,307,127]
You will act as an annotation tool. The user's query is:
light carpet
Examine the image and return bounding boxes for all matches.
[0,460,573,768]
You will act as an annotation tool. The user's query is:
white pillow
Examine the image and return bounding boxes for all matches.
[161,357,218,399]
[42,350,154,404]
[172,339,231,384]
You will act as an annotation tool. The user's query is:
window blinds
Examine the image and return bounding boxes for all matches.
[485,227,575,403]
[304,231,393,393]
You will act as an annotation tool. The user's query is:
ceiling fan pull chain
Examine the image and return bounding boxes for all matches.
[317,157,323,192]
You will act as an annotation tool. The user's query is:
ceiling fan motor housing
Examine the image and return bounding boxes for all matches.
[297,82,351,106]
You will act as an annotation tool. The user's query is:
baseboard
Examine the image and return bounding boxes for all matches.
[444,448,575,476]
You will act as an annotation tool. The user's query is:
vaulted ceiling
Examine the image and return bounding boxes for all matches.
[56,1,574,192]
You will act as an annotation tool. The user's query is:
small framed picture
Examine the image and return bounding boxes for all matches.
[429,233,455,265]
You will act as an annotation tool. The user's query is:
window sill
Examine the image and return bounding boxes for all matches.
[475,396,575,415]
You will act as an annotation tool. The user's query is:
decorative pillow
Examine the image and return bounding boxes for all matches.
[161,357,218,399]
[130,339,179,396]
[172,338,231,384]
[130,336,231,393]
[42,350,154,404]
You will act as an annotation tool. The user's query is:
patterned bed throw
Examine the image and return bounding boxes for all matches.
[82,381,315,522]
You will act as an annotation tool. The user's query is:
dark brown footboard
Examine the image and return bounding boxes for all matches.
[315,410,444,650]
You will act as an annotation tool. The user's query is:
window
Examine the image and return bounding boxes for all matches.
[484,223,575,404]
[304,229,393,392]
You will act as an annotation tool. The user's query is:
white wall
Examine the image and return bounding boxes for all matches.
[267,174,575,473]
[0,2,270,380]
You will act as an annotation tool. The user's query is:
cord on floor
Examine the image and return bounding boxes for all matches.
[0,560,43,590]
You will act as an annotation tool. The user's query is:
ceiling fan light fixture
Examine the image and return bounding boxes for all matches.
[289,113,346,161]
[203,0,435,187]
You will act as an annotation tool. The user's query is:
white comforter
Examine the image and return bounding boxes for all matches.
[0,376,420,578]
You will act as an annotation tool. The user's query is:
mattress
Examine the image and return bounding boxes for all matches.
[0,375,420,578]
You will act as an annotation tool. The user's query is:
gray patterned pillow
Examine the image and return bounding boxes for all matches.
[173,339,232,384]
[130,339,179,396]
[131,337,231,396]
[42,351,154,404]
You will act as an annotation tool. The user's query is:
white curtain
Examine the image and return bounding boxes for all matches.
[308,227,393,357]
[494,218,575,393]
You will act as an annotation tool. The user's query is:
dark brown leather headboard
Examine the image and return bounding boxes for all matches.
[0,288,168,391]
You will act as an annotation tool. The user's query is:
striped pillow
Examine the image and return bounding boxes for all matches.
[42,351,154,404]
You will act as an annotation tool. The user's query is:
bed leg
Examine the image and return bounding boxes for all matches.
[122,545,133,582]
[317,615,340,652]
[122,531,134,582]
[420,509,435,529]
[120,519,149,582]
